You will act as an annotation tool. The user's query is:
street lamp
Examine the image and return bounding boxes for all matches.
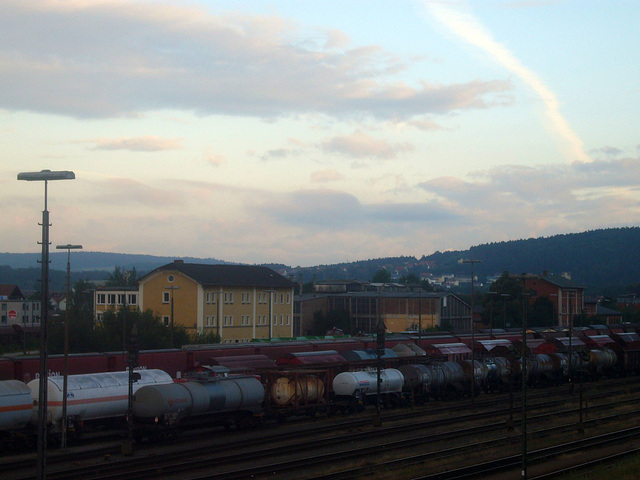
[264,290,275,341]
[18,169,75,480]
[55,243,82,450]
[165,286,180,348]
[462,259,481,407]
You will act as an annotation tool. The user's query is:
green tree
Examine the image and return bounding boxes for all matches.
[190,330,221,345]
[311,308,351,335]
[482,272,526,328]
[106,266,138,287]
[372,268,391,283]
[528,297,555,328]
[49,280,98,354]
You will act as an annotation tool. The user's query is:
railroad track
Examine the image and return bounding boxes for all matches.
[3,377,639,479]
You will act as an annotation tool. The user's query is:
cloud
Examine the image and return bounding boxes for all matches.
[322,130,414,159]
[91,136,183,151]
[8,156,640,266]
[203,149,226,167]
[310,169,344,183]
[0,1,510,120]
[424,1,591,163]
[589,146,623,158]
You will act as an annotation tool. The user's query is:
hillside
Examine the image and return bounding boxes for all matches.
[1,227,638,294]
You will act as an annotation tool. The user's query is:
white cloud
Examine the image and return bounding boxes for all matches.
[322,130,414,159]
[91,136,183,151]
[0,1,510,120]
[424,1,591,163]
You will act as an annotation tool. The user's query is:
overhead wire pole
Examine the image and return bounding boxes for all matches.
[18,170,75,480]
[55,243,82,451]
[165,286,180,348]
[462,259,481,408]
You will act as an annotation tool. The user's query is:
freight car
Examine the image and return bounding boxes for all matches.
[27,369,174,437]
[332,368,404,410]
[132,366,264,437]
[0,380,33,432]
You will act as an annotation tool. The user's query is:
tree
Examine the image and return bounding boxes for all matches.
[529,297,555,328]
[105,266,138,287]
[482,272,526,328]
[311,308,352,336]
[191,330,221,345]
[49,280,98,354]
[372,268,391,283]
[95,308,189,351]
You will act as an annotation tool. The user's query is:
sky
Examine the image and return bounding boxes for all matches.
[1,0,639,268]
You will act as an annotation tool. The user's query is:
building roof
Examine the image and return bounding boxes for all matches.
[512,273,586,289]
[0,285,24,300]
[142,260,297,289]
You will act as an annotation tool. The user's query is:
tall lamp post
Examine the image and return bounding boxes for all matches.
[462,259,481,407]
[164,286,180,348]
[55,243,82,450]
[18,169,75,480]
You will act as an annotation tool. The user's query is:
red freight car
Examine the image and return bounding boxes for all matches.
[0,357,14,381]
[106,349,192,379]
[11,353,109,383]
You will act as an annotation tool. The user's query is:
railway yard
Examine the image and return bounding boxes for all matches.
[2,376,640,480]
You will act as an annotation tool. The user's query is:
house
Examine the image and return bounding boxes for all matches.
[139,260,297,343]
[93,286,140,322]
[584,300,623,324]
[512,273,586,327]
[295,286,471,334]
[0,284,41,328]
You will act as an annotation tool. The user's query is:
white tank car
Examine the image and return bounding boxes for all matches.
[332,369,404,397]
[27,369,173,431]
[0,380,33,431]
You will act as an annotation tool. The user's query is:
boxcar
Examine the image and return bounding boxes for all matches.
[12,353,109,383]
[106,349,191,378]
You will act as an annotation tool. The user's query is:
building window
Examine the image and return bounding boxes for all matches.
[108,294,116,305]
[224,292,234,304]
[286,293,290,304]
[211,315,216,327]
[97,294,106,304]
[287,315,290,325]
[129,294,137,305]
[162,316,169,326]
[280,293,284,304]
[224,315,228,326]
[118,294,126,305]
[163,292,170,303]
[167,274,175,282]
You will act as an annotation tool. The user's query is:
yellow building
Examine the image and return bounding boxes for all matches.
[139,260,297,343]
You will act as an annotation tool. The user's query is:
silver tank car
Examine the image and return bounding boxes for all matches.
[0,380,33,431]
[133,367,264,425]
[27,369,173,432]
[588,349,618,376]
[332,369,404,397]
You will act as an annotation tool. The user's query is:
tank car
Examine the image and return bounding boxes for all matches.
[482,357,511,392]
[27,369,173,435]
[0,380,33,432]
[332,368,404,409]
[133,366,264,433]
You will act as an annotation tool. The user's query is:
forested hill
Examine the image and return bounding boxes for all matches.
[0,227,638,293]
[423,227,640,289]
[288,227,640,292]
